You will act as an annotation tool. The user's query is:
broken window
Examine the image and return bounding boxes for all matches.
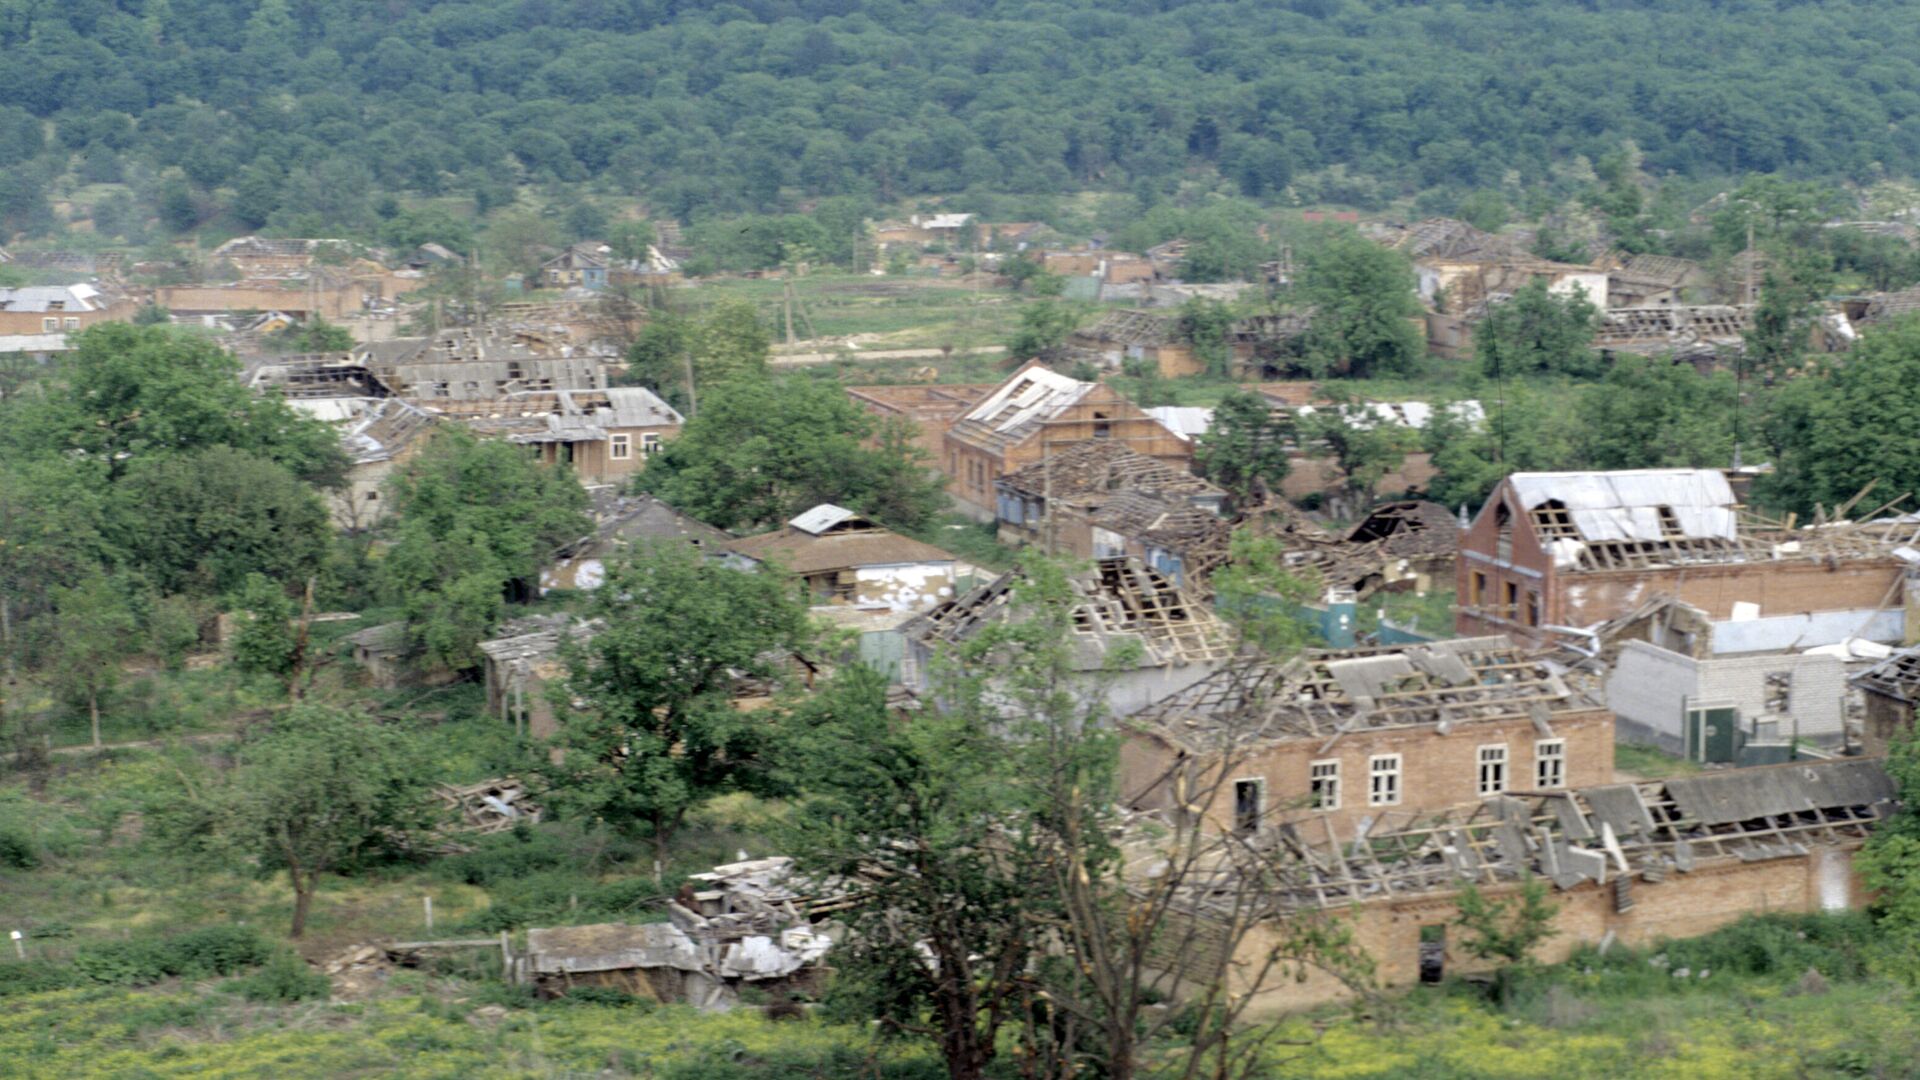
[1655,505,1685,540]
[1503,581,1519,619]
[1477,744,1508,796]
[1309,759,1340,810]
[1535,739,1565,789]
[1765,670,1792,713]
[1092,411,1112,439]
[1530,499,1578,541]
[1418,925,1446,984]
[1526,589,1541,627]
[1232,778,1264,835]
[1368,754,1401,806]
[1495,502,1514,560]
[1471,572,1487,607]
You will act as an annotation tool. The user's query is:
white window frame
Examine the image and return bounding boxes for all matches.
[641,432,663,456]
[1368,754,1401,807]
[1231,777,1265,835]
[42,317,57,332]
[1535,739,1566,789]
[62,317,79,329]
[1309,759,1341,811]
[609,433,632,460]
[1478,744,1509,796]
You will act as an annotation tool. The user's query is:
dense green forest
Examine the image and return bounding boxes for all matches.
[5,0,1920,236]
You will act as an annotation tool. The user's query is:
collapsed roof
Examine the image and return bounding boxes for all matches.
[1129,636,1589,747]
[1594,305,1751,354]
[905,556,1234,668]
[1851,645,1920,704]
[1508,469,1744,571]
[728,506,957,574]
[949,364,1096,450]
[1205,758,1892,915]
[997,439,1223,505]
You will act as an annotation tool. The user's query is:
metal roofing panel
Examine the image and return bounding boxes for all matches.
[1663,759,1894,826]
[1581,784,1657,837]
[789,504,859,535]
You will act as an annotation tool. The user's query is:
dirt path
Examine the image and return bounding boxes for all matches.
[33,731,236,758]
[770,345,1006,366]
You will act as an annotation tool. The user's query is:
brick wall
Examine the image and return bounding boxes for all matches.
[1229,845,1865,1015]
[1122,708,1614,837]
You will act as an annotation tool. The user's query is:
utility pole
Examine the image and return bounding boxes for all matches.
[682,348,697,418]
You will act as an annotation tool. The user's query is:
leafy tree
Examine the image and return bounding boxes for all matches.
[640,377,945,533]
[1177,297,1236,377]
[1421,388,1579,510]
[1295,233,1422,378]
[231,573,298,679]
[1007,299,1081,363]
[1857,725,1920,980]
[44,573,138,748]
[168,707,433,937]
[625,300,769,411]
[1476,280,1600,379]
[606,220,657,263]
[1761,316,1920,516]
[270,316,355,354]
[1298,397,1417,515]
[1,323,345,487]
[1212,531,1325,654]
[1454,876,1559,1006]
[543,544,811,866]
[1577,355,1735,471]
[106,447,331,598]
[1744,252,1831,379]
[1194,389,1292,512]
[378,431,590,669]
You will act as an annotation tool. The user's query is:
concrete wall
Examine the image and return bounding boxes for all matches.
[1607,639,1850,747]
[1231,845,1864,1016]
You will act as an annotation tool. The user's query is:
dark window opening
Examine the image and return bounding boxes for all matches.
[1419,925,1446,984]
[1232,779,1262,836]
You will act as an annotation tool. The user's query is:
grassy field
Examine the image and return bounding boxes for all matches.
[672,273,1027,354]
[0,912,1909,1079]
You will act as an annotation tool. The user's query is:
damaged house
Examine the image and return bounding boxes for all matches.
[1121,636,1616,837]
[1456,469,1913,649]
[942,362,1193,520]
[994,439,1229,589]
[902,556,1235,716]
[541,493,731,593]
[437,387,682,485]
[727,504,960,613]
[1179,757,1892,1014]
[1851,646,1920,757]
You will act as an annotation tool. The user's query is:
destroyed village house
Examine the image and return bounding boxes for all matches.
[942,362,1192,520]
[1850,645,1920,758]
[436,387,682,485]
[726,504,959,613]
[211,236,361,277]
[0,284,135,335]
[1605,253,1710,308]
[328,398,437,530]
[1121,636,1615,838]
[1592,305,1753,368]
[843,382,999,461]
[995,439,1229,590]
[542,493,731,593]
[1178,756,1891,1014]
[901,556,1234,716]
[360,328,609,398]
[1456,469,1911,650]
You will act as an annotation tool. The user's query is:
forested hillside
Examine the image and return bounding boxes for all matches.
[3,0,1919,231]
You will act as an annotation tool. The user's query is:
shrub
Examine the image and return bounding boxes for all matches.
[70,926,274,986]
[0,959,85,997]
[229,951,330,1003]
[0,825,38,869]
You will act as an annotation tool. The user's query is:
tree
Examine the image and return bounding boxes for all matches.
[1475,279,1600,379]
[1857,725,1920,980]
[173,707,432,937]
[1577,355,1734,471]
[1194,389,1292,512]
[1761,316,1920,516]
[231,573,298,679]
[1744,252,1830,379]
[1007,299,1081,363]
[624,301,769,412]
[378,431,590,669]
[107,447,331,598]
[44,573,138,748]
[543,544,811,868]
[1177,296,1236,377]
[1298,397,1416,517]
[1295,232,1422,378]
[270,316,355,354]
[1453,875,1559,1006]
[1,323,345,488]
[640,376,945,532]
[1424,386,1584,511]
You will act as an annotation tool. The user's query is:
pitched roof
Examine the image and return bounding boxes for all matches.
[341,398,436,464]
[957,364,1093,436]
[1129,636,1584,747]
[728,510,956,574]
[0,284,109,313]
[1507,469,1738,544]
[997,439,1221,503]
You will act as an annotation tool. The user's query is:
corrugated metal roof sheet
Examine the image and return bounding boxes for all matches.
[1663,759,1895,826]
[789,504,858,535]
[1144,406,1213,440]
[1510,469,1736,542]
